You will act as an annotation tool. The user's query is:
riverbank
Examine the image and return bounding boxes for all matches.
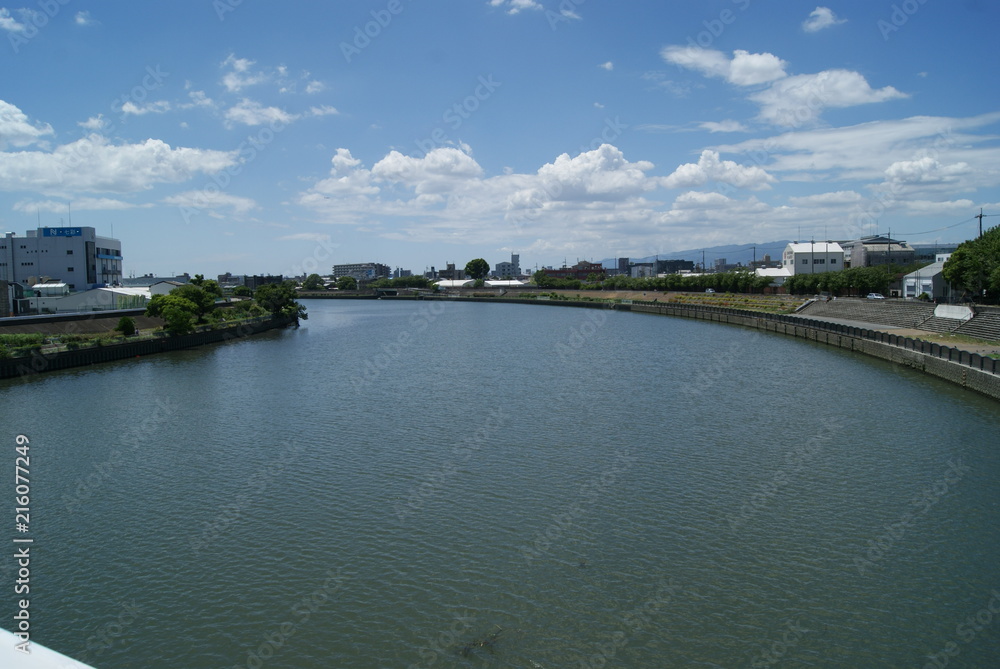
[0,315,296,380]
[407,294,1000,402]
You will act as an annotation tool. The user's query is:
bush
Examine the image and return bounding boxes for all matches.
[115,316,137,336]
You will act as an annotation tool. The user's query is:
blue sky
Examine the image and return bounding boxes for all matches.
[1,0,998,278]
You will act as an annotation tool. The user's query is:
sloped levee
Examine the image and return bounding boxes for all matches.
[416,295,1000,402]
[0,316,295,381]
[625,302,1000,402]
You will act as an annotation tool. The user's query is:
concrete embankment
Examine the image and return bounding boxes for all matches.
[418,295,1000,402]
[0,316,295,381]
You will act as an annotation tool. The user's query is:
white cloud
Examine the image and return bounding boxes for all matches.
[14,197,152,213]
[308,105,339,117]
[788,191,863,206]
[121,100,171,116]
[74,10,97,26]
[750,70,907,127]
[304,81,325,94]
[0,134,237,194]
[277,232,333,243]
[662,46,904,127]
[371,147,484,194]
[0,8,26,32]
[489,0,542,14]
[803,7,845,33]
[78,115,107,131]
[884,157,971,185]
[162,190,258,216]
[224,99,297,127]
[662,150,775,190]
[661,46,787,86]
[728,50,788,86]
[0,100,54,149]
[599,61,613,71]
[221,54,268,92]
[699,120,748,133]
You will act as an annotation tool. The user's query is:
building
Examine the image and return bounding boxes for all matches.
[781,241,845,275]
[494,253,521,279]
[842,235,915,268]
[656,259,695,274]
[1,279,28,317]
[902,254,953,301]
[540,261,605,281]
[243,275,284,292]
[437,263,466,280]
[392,267,413,279]
[122,273,190,288]
[0,226,122,291]
[26,285,150,314]
[911,243,960,263]
[332,263,390,282]
[630,262,655,278]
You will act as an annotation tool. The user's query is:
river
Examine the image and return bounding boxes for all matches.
[1,299,998,667]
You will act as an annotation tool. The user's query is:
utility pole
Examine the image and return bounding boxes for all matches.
[976,208,1000,238]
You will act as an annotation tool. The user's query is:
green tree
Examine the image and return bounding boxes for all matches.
[114,316,136,336]
[465,258,490,281]
[201,279,223,298]
[233,285,252,297]
[943,228,1000,300]
[254,280,308,320]
[145,294,199,334]
[302,273,326,290]
[171,284,217,320]
[336,276,358,291]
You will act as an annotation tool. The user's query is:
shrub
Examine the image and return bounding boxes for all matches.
[115,316,137,336]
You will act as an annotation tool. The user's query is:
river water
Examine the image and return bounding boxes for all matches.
[1,299,998,668]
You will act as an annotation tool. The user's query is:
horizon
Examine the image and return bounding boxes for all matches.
[1,1,997,278]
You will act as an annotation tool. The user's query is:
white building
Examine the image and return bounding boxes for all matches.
[781,242,845,275]
[1,226,122,291]
[27,286,150,314]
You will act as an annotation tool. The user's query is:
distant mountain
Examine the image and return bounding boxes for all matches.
[600,240,792,269]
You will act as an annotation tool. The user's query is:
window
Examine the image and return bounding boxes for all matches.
[830,258,838,264]
[815,259,826,265]
[66,250,73,255]
[801,258,808,264]
[67,267,74,272]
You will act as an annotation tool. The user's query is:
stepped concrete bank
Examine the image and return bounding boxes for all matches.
[0,316,295,381]
[415,295,1000,402]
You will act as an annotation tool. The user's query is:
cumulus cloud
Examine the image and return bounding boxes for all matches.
[74,10,97,26]
[599,61,613,71]
[221,54,269,92]
[699,120,748,133]
[662,150,775,190]
[0,100,54,149]
[304,80,325,94]
[371,147,484,194]
[224,99,297,127]
[0,134,237,194]
[750,70,906,127]
[883,157,971,185]
[803,7,845,32]
[661,47,787,86]
[121,100,171,116]
[0,8,27,32]
[662,45,905,127]
[489,0,542,14]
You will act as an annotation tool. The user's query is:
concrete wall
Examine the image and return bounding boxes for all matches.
[0,316,294,380]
